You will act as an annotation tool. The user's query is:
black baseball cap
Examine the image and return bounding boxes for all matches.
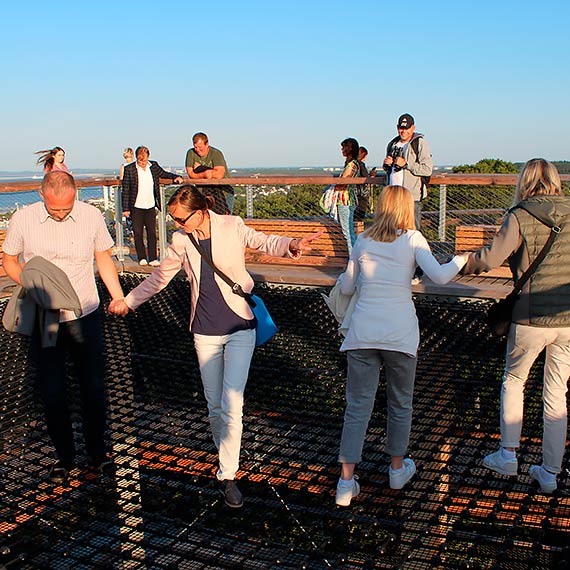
[397,114,415,129]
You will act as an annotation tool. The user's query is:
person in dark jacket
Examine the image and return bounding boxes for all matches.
[122,146,183,266]
[463,158,570,494]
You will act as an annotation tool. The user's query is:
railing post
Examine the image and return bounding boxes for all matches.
[113,185,125,262]
[158,186,168,260]
[246,185,254,218]
[103,185,111,226]
[438,184,447,242]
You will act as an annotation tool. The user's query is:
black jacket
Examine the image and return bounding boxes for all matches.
[121,161,178,212]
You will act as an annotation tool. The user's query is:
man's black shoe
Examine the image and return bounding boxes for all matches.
[48,462,70,484]
[219,479,244,508]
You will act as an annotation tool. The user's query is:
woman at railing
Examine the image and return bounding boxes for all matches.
[335,185,467,506]
[35,146,69,173]
[109,184,322,508]
[334,138,361,254]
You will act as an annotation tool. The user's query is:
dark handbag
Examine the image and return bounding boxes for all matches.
[485,206,560,336]
[486,290,519,336]
[187,233,278,346]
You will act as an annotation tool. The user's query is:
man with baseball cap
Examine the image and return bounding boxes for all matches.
[383,113,433,231]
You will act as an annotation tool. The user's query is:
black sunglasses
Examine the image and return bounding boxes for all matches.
[169,210,198,225]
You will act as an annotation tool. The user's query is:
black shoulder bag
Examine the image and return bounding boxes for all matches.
[486,207,561,336]
[187,233,278,346]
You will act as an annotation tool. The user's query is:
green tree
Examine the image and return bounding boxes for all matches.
[452,158,518,174]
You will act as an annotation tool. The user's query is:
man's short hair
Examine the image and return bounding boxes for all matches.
[136,146,150,158]
[41,171,77,197]
[192,132,208,144]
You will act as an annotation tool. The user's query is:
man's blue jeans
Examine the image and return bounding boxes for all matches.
[31,310,108,466]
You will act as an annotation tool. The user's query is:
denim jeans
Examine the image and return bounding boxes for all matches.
[337,204,356,255]
[501,323,570,474]
[193,328,256,480]
[339,349,417,463]
[31,310,108,466]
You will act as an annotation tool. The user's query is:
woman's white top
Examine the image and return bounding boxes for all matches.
[340,230,466,356]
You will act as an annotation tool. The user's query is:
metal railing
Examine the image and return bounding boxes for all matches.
[1,174,569,262]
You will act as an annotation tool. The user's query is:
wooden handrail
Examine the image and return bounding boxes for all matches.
[1,173,569,193]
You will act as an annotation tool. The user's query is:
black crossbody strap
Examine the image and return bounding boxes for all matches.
[187,233,256,307]
[512,206,561,294]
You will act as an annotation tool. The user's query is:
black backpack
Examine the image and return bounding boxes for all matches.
[386,135,431,199]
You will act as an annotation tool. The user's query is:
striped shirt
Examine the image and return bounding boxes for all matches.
[3,200,114,322]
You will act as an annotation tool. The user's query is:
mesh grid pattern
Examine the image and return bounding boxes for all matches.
[0,278,569,569]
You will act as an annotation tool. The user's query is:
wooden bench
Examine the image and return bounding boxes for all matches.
[455,224,499,253]
[244,218,364,267]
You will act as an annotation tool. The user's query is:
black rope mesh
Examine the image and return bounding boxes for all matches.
[0,276,568,569]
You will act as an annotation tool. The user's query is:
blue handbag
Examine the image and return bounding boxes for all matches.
[248,294,278,346]
[187,234,278,346]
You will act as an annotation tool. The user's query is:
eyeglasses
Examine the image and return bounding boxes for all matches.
[169,210,198,225]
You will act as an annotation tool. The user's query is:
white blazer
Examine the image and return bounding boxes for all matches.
[125,211,294,327]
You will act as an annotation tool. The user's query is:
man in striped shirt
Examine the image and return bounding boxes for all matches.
[3,171,126,483]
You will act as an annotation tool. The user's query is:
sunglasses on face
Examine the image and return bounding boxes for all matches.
[169,210,198,225]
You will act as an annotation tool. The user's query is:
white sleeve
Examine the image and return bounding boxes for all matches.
[413,232,465,284]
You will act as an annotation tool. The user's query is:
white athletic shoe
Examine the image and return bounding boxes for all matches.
[483,449,518,476]
[529,465,557,494]
[389,458,416,490]
[335,477,360,507]
[139,259,148,266]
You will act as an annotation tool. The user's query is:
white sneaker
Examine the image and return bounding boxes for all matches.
[139,259,148,266]
[335,477,360,507]
[389,458,416,489]
[483,449,518,476]
[529,465,557,494]
[149,260,160,267]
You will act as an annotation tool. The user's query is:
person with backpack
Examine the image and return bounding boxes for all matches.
[383,114,432,231]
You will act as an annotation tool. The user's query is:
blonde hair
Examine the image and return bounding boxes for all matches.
[123,147,134,160]
[363,185,416,242]
[514,158,561,204]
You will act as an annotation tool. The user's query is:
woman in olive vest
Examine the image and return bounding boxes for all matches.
[463,158,570,494]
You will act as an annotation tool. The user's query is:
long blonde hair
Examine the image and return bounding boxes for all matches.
[514,158,561,205]
[363,185,416,242]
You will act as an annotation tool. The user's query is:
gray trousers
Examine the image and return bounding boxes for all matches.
[339,349,417,463]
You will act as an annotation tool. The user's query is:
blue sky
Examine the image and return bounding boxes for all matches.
[1,0,568,171]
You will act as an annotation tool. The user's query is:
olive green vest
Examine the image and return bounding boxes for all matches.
[512,196,570,327]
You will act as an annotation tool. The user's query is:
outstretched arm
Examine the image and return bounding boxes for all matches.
[288,230,325,259]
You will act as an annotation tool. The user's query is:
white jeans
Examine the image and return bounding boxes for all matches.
[501,323,570,474]
[193,329,256,480]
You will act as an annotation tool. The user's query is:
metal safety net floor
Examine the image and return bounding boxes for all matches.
[0,275,569,570]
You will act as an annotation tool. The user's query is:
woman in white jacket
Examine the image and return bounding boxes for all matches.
[335,185,467,506]
[111,185,321,508]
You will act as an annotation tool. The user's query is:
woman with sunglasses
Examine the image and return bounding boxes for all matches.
[110,184,322,507]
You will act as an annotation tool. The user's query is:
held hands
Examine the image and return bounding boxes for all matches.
[108,298,131,317]
[393,156,407,168]
[289,230,325,258]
